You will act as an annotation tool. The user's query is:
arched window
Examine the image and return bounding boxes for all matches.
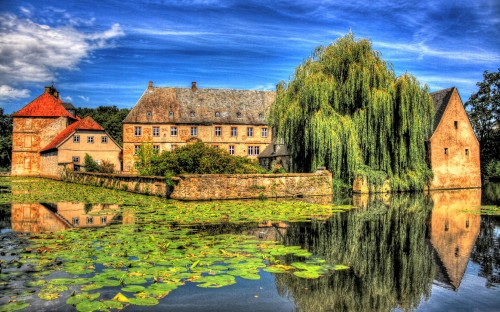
[215,111,221,117]
[190,111,195,117]
[236,112,242,118]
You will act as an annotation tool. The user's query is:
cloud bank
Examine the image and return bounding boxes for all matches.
[0,13,124,101]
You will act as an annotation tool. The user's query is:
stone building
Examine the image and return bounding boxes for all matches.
[11,86,121,177]
[122,81,275,172]
[40,116,122,177]
[428,87,481,189]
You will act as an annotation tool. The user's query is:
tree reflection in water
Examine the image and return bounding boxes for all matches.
[275,193,435,312]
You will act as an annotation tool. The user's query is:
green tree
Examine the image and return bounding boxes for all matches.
[75,106,130,145]
[84,153,100,172]
[134,142,267,176]
[269,33,434,191]
[465,68,500,179]
[0,108,12,170]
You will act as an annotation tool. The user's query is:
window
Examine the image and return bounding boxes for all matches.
[101,136,107,144]
[170,127,178,136]
[169,111,174,117]
[147,111,152,118]
[134,126,142,136]
[215,127,221,137]
[191,127,198,136]
[454,121,458,129]
[190,111,195,117]
[247,146,260,156]
[171,144,177,151]
[72,156,80,163]
[231,127,237,137]
[86,217,93,225]
[87,136,94,143]
[247,127,253,137]
[100,216,107,224]
[236,112,242,118]
[153,126,160,137]
[73,135,80,143]
[153,145,160,154]
[215,111,220,117]
[259,113,264,119]
[465,149,469,156]
[72,217,79,226]
[261,128,268,137]
[444,148,448,155]
[134,145,141,155]
[229,145,235,155]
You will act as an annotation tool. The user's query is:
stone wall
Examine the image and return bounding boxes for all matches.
[65,171,167,197]
[64,168,333,200]
[170,168,332,200]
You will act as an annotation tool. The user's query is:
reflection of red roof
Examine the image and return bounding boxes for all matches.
[13,92,76,119]
[41,116,105,153]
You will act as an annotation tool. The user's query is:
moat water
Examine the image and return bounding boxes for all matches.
[0,178,498,311]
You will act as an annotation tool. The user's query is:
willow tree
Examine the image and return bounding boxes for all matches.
[269,33,434,190]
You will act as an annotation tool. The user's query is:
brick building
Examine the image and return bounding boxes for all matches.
[122,82,275,172]
[428,87,481,189]
[11,86,121,177]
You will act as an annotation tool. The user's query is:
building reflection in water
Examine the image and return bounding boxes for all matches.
[429,188,481,290]
[11,203,124,233]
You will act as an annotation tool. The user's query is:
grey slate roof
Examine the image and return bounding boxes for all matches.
[430,87,455,131]
[123,85,276,125]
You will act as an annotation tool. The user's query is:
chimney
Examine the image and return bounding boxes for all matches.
[53,91,59,99]
[191,81,197,92]
[148,81,153,91]
[44,86,51,93]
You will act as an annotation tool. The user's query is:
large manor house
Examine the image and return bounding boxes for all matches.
[11,82,480,190]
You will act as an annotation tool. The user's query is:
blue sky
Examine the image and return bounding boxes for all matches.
[1,0,499,114]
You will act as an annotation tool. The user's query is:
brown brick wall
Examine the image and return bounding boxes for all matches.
[429,89,481,189]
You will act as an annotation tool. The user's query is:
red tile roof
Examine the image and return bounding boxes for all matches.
[40,116,105,153]
[13,92,76,119]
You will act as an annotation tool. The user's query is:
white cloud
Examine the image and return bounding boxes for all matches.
[78,95,90,101]
[63,96,73,102]
[0,85,31,100]
[0,14,125,87]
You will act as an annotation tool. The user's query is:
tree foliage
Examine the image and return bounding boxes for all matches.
[75,106,130,145]
[0,108,12,170]
[84,153,115,173]
[134,141,267,176]
[465,68,500,178]
[269,33,434,190]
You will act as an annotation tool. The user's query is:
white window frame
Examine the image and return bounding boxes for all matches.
[87,136,94,143]
[73,135,80,143]
[134,126,142,136]
[170,127,178,136]
[72,156,80,163]
[229,145,235,155]
[231,127,237,137]
[247,127,253,137]
[153,145,160,154]
[153,126,160,137]
[134,145,141,155]
[215,127,221,137]
[101,136,107,143]
[191,127,198,136]
[261,128,268,138]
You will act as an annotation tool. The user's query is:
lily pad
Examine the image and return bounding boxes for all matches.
[0,301,30,312]
[121,285,146,293]
[128,296,159,306]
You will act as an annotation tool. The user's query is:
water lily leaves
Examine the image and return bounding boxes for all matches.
[293,270,321,279]
[195,275,236,288]
[121,285,146,293]
[101,300,123,310]
[128,296,159,306]
[263,265,293,273]
[75,300,104,312]
[66,292,100,305]
[49,278,87,285]
[80,283,103,291]
[333,264,350,270]
[0,301,30,312]
[38,284,68,300]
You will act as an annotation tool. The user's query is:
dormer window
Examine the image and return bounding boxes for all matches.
[169,111,174,117]
[146,111,152,118]
[215,111,221,117]
[236,112,242,118]
[259,113,264,119]
[190,111,195,117]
